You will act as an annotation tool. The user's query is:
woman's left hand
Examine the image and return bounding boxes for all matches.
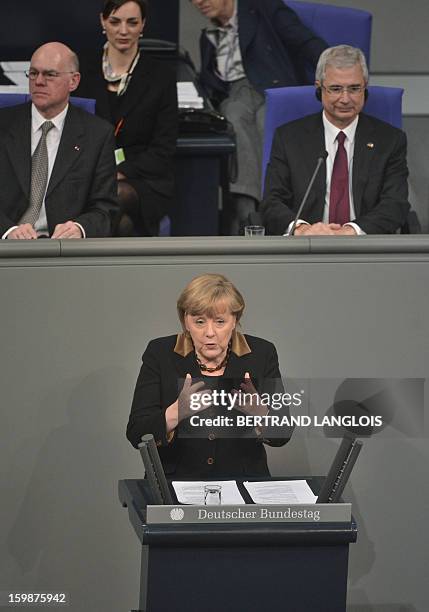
[233,372,269,418]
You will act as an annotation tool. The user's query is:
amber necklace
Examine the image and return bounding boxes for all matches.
[195,342,231,373]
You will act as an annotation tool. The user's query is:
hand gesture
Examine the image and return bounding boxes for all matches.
[177,373,213,423]
[233,372,268,418]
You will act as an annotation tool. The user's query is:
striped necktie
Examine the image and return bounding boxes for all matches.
[19,120,55,226]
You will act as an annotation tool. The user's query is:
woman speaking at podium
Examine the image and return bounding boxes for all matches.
[127,274,291,478]
[76,0,177,236]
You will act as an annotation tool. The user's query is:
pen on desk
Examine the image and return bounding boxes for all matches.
[114,118,124,137]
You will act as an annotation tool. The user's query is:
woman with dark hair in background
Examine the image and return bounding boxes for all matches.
[76,0,178,236]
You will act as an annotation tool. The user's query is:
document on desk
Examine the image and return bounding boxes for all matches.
[172,480,245,505]
[243,480,317,505]
[177,82,204,109]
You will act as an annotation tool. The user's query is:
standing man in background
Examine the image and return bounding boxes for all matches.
[190,0,327,234]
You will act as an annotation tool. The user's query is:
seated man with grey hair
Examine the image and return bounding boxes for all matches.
[261,44,410,235]
[0,42,118,239]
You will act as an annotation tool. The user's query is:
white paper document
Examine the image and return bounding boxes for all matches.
[172,480,245,505]
[177,81,204,109]
[243,480,317,505]
[0,61,30,89]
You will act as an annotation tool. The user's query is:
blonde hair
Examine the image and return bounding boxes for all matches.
[177,273,245,329]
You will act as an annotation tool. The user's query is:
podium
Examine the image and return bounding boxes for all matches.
[119,478,357,612]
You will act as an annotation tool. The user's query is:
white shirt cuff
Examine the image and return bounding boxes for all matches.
[344,222,365,235]
[284,219,309,236]
[74,222,86,238]
[2,226,18,239]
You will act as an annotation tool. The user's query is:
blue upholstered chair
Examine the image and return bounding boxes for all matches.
[262,85,420,233]
[0,92,171,236]
[0,92,96,113]
[286,0,372,68]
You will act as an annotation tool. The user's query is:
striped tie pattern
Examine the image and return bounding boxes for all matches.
[19,120,54,226]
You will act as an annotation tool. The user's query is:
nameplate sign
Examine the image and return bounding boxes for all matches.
[146,503,351,525]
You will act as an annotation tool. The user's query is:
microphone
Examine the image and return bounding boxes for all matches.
[289,151,328,236]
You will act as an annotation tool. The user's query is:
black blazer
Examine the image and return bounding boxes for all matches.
[0,103,118,238]
[127,334,289,479]
[261,112,410,235]
[76,53,178,202]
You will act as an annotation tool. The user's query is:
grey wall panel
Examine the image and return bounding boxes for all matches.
[404,117,429,233]
[0,238,428,611]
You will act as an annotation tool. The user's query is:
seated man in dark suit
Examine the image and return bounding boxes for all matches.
[261,45,410,235]
[190,0,327,234]
[0,42,118,239]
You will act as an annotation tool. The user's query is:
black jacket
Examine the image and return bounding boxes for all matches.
[127,333,290,479]
[76,53,178,203]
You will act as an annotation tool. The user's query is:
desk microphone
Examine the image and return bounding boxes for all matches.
[289,151,328,236]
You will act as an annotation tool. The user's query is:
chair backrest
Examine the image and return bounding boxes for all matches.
[286,0,372,68]
[0,93,96,113]
[0,93,27,108]
[262,85,404,186]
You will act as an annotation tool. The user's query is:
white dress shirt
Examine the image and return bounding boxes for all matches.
[286,112,364,235]
[205,1,245,83]
[2,104,85,239]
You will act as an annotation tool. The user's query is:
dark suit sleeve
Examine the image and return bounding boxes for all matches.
[126,340,175,449]
[268,0,328,65]
[72,123,118,238]
[0,210,18,237]
[354,130,410,234]
[261,126,296,234]
[117,68,178,181]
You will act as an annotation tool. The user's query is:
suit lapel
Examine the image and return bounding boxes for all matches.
[6,104,32,199]
[300,114,327,218]
[352,114,375,216]
[173,350,201,380]
[45,105,84,197]
[113,55,152,121]
[237,1,258,56]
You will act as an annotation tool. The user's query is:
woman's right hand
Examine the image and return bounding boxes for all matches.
[165,374,212,434]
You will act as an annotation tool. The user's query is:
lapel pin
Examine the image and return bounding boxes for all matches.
[74,145,80,152]
[367,142,374,149]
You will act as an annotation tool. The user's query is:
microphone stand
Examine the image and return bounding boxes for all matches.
[289,152,328,236]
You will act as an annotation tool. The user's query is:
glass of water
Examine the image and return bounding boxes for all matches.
[204,484,222,505]
[244,225,265,236]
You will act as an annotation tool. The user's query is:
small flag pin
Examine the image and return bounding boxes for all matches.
[367,142,374,149]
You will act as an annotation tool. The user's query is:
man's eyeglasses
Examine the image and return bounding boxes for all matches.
[322,84,365,96]
[26,69,76,81]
